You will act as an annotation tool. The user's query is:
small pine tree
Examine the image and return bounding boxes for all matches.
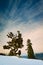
[26,39,35,59]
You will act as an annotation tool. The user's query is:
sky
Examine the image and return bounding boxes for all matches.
[0,0,43,54]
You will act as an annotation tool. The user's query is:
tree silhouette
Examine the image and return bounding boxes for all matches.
[26,39,35,59]
[3,31,24,56]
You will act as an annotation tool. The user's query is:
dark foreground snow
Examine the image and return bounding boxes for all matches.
[0,56,43,65]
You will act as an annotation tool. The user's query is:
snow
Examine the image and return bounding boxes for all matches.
[0,56,43,65]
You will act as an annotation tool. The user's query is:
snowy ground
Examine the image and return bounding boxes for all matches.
[0,56,43,65]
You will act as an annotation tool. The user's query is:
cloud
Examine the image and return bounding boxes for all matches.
[0,0,43,54]
[21,26,43,53]
[0,19,43,53]
[0,0,43,22]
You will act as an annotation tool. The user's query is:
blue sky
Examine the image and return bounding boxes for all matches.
[0,0,43,53]
[0,0,43,32]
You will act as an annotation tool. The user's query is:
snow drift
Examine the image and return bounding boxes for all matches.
[0,56,43,65]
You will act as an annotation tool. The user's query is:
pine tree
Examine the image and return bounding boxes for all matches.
[26,39,35,59]
[3,31,24,56]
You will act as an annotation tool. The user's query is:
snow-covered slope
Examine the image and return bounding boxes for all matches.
[0,56,43,65]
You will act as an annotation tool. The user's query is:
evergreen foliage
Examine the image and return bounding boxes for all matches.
[3,31,24,56]
[26,39,35,59]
